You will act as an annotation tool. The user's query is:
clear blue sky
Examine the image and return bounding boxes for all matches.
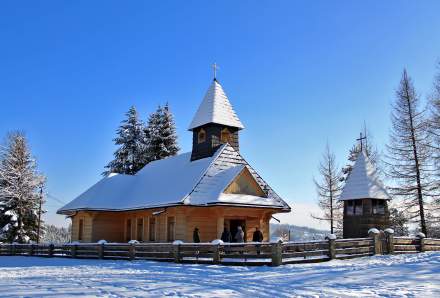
[1,1,440,228]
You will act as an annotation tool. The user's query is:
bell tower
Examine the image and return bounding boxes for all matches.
[189,75,244,161]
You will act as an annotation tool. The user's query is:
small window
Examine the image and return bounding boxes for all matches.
[372,199,385,215]
[136,218,144,241]
[126,219,132,242]
[78,219,84,241]
[346,201,354,215]
[355,200,363,215]
[167,217,175,242]
[149,217,156,241]
[198,129,206,144]
[221,128,231,144]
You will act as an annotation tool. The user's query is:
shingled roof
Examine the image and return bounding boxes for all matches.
[57,144,290,214]
[339,151,391,201]
[188,79,244,130]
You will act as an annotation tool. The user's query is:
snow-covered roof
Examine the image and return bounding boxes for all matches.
[58,144,289,214]
[339,151,391,201]
[188,79,244,130]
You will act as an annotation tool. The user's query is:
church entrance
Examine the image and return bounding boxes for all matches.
[227,219,246,242]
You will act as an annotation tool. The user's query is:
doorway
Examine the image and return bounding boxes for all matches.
[228,219,246,242]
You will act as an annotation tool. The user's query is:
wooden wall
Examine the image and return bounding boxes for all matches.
[71,206,281,243]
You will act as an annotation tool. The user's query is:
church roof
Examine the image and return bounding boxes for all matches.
[57,144,290,214]
[339,151,391,201]
[188,79,244,130]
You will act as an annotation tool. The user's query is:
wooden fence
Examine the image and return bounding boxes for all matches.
[1,234,439,266]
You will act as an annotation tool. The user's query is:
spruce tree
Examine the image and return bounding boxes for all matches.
[386,69,432,236]
[145,104,179,162]
[0,132,45,243]
[311,144,343,235]
[104,106,146,176]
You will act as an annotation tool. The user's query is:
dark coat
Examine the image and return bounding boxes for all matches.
[193,229,200,243]
[221,230,232,242]
[252,230,263,242]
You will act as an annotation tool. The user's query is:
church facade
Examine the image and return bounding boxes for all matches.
[58,78,291,243]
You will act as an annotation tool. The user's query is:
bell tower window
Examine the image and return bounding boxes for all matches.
[221,128,231,144]
[198,129,206,144]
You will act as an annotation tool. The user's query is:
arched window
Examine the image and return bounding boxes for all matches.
[198,129,206,143]
[221,128,231,144]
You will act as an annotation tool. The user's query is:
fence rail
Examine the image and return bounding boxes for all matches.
[1,234,439,266]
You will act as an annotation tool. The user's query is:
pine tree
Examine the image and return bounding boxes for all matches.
[0,132,45,243]
[388,206,409,236]
[312,144,343,235]
[104,106,146,176]
[145,104,179,162]
[386,69,432,236]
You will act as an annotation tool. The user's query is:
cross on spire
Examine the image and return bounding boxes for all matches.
[212,63,219,80]
[356,132,367,152]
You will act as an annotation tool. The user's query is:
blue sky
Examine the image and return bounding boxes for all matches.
[1,1,440,229]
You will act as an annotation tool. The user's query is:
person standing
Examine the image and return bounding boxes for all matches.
[252,227,264,255]
[221,227,232,243]
[234,226,244,243]
[193,227,200,243]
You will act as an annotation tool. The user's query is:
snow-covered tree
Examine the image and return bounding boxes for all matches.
[104,106,146,176]
[386,69,433,236]
[145,104,179,162]
[0,132,45,243]
[42,224,71,244]
[312,144,343,235]
[389,206,409,236]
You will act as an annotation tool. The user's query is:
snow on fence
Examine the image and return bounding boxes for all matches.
[1,235,440,266]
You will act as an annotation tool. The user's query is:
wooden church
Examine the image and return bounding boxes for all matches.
[58,77,291,243]
[339,150,391,238]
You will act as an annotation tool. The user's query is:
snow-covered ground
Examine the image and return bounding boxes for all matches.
[0,253,439,297]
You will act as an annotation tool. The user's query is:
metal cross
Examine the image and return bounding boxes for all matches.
[212,63,219,79]
[356,132,367,152]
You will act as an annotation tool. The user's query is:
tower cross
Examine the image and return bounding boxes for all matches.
[356,132,367,152]
[212,63,219,80]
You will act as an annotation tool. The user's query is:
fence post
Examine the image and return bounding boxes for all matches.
[129,244,135,260]
[48,244,54,257]
[173,244,181,263]
[328,238,336,260]
[98,243,105,259]
[369,228,381,255]
[271,241,282,266]
[384,229,395,254]
[417,233,426,253]
[213,244,221,264]
[71,244,77,258]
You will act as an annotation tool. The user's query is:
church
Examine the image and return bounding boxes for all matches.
[58,76,291,243]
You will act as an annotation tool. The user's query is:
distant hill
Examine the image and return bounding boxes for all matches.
[270,223,329,241]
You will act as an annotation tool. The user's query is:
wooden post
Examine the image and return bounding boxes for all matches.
[48,244,54,257]
[212,244,221,264]
[328,238,336,260]
[173,244,181,263]
[384,229,394,254]
[129,244,135,260]
[271,242,282,266]
[417,233,426,253]
[369,229,381,255]
[98,243,105,259]
[71,244,77,258]
[29,244,35,256]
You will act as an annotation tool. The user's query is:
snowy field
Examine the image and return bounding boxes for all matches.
[0,253,439,297]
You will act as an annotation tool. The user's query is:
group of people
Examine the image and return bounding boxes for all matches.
[192,226,264,243]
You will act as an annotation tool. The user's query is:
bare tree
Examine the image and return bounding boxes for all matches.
[312,144,343,235]
[386,69,432,236]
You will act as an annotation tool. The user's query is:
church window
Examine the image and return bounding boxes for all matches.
[346,201,354,215]
[221,128,232,144]
[126,219,132,242]
[149,217,156,241]
[136,218,144,241]
[198,129,206,143]
[372,199,385,215]
[346,200,363,216]
[78,219,84,241]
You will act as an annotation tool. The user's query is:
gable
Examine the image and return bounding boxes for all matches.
[223,167,266,197]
